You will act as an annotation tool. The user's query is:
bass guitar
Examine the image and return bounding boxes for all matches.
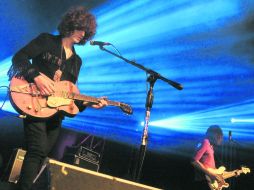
[9,75,133,119]
[206,166,250,190]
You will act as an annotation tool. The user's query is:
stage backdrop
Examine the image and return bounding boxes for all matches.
[1,0,254,155]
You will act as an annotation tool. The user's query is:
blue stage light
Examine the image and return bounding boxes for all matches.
[1,0,254,153]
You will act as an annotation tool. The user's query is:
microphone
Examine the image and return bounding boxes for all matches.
[229,130,232,141]
[90,40,111,46]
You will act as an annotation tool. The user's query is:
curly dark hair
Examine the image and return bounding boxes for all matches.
[57,6,97,45]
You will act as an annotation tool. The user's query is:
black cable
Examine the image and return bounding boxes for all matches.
[0,86,9,110]
[109,44,122,56]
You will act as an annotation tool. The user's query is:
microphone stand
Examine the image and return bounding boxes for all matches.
[98,45,183,181]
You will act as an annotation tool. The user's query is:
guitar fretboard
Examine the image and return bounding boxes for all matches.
[223,170,242,179]
[67,92,120,107]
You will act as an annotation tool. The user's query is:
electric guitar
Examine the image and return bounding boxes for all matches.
[9,75,133,119]
[206,166,250,190]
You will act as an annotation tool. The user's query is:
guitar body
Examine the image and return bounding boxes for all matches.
[9,77,79,119]
[206,167,229,190]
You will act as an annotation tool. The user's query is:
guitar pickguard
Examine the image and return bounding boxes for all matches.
[47,96,73,107]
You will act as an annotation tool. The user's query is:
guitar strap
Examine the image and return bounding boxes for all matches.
[53,45,63,82]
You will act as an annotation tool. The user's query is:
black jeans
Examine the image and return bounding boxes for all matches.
[18,115,62,190]
[193,180,210,190]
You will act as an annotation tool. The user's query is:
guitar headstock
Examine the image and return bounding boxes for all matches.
[120,103,133,115]
[241,167,251,174]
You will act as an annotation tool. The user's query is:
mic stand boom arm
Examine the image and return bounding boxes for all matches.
[99,45,183,181]
[99,46,183,90]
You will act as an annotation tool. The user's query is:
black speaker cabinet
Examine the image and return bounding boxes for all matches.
[47,159,161,190]
[8,149,26,183]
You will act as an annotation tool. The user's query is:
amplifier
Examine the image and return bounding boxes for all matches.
[64,146,100,163]
[63,154,99,172]
[74,155,100,172]
[78,146,100,164]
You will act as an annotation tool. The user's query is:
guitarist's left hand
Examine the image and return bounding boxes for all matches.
[83,97,108,109]
[235,170,241,177]
[223,170,241,178]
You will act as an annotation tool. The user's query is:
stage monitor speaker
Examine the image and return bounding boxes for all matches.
[8,149,26,183]
[46,159,161,190]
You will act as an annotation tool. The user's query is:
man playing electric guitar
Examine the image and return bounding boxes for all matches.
[191,125,225,190]
[7,6,109,190]
[191,125,250,190]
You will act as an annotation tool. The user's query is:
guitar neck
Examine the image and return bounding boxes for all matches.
[72,93,120,107]
[223,170,242,179]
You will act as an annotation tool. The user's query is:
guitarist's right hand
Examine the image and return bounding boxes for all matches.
[208,172,223,183]
[34,75,55,96]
